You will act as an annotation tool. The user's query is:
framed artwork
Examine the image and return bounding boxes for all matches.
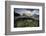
[5,1,45,35]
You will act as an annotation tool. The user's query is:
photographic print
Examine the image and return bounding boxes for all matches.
[14,8,39,27]
[11,5,43,32]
